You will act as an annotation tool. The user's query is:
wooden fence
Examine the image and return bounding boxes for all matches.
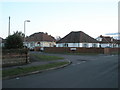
[104,48,120,54]
[2,49,29,67]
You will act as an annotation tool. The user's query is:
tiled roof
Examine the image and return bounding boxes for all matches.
[25,32,56,42]
[57,31,98,43]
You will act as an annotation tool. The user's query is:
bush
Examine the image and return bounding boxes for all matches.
[5,31,24,49]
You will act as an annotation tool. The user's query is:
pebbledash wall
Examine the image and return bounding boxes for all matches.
[44,47,120,54]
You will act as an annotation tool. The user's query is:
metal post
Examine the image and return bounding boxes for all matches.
[8,16,10,36]
[24,20,30,46]
[23,20,30,63]
[24,21,26,45]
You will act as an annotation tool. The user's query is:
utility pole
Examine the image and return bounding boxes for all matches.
[8,16,10,36]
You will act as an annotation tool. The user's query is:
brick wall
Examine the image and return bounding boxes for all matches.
[44,47,104,54]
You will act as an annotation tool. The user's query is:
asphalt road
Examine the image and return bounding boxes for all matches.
[2,52,119,88]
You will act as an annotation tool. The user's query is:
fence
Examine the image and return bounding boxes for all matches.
[104,48,120,54]
[2,49,29,67]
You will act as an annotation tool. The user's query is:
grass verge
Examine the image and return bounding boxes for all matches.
[2,61,69,78]
[32,54,64,61]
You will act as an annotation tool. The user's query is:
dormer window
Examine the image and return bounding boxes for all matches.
[111,38,113,42]
[96,37,102,41]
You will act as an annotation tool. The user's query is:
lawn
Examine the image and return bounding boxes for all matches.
[2,61,69,78]
[31,54,64,61]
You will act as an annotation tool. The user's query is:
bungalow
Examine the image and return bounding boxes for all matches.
[56,31,99,47]
[96,35,119,48]
[24,32,56,49]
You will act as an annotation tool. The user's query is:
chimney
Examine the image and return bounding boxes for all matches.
[100,35,102,37]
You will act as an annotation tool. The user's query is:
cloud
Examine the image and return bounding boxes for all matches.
[105,33,120,35]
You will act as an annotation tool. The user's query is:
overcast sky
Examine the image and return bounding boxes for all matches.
[0,0,119,39]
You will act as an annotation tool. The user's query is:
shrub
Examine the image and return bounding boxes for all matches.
[5,31,24,49]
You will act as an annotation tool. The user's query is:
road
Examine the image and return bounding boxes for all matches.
[2,53,118,88]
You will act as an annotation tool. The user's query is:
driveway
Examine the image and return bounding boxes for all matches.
[2,52,118,88]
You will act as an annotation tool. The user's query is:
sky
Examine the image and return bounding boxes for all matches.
[0,0,119,39]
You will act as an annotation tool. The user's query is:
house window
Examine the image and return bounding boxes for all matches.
[111,38,113,42]
[30,42,34,47]
[97,37,102,41]
[73,43,77,47]
[64,43,68,47]
[113,44,116,47]
[30,43,33,47]
[109,44,112,48]
[49,43,52,47]
[92,44,97,47]
[82,43,88,47]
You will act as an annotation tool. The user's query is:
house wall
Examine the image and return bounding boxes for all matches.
[98,43,120,48]
[56,43,99,48]
[25,41,56,49]
[24,42,35,49]
[41,41,55,47]
[0,43,2,47]
[117,44,120,47]
[99,43,113,48]
[0,39,4,47]
[68,43,80,47]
